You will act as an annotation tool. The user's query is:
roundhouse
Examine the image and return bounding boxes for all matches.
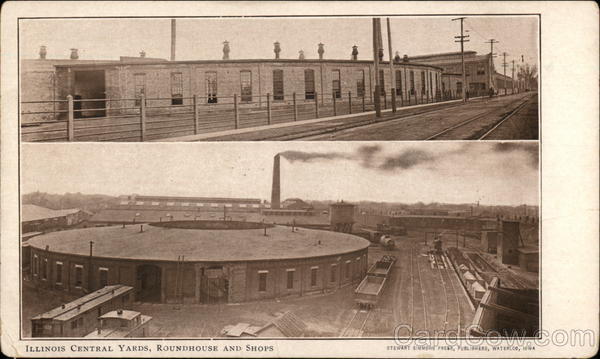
[27,221,370,304]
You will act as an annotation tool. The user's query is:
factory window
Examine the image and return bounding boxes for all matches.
[135,201,144,205]
[210,203,219,208]
[345,260,351,279]
[395,70,402,96]
[409,71,415,94]
[286,269,295,289]
[32,255,38,276]
[71,321,77,330]
[166,202,175,206]
[181,202,189,207]
[332,70,341,99]
[310,267,319,287]
[379,70,385,95]
[239,204,247,208]
[330,264,337,282]
[240,70,252,102]
[258,271,268,292]
[420,71,426,92]
[151,202,160,206]
[171,72,183,105]
[252,204,260,208]
[41,259,48,280]
[196,203,204,207]
[99,268,109,288]
[272,69,284,101]
[134,73,146,107]
[55,262,63,285]
[356,70,365,97]
[477,65,485,75]
[206,71,218,104]
[74,265,83,287]
[429,72,433,93]
[119,200,129,205]
[304,69,315,100]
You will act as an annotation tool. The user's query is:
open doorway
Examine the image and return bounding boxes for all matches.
[136,265,162,302]
[73,70,106,118]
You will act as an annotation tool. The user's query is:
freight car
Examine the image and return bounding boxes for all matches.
[354,255,396,308]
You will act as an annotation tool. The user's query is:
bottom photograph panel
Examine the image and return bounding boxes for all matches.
[20,141,539,339]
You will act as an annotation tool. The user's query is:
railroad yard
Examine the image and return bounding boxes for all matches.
[22,230,506,338]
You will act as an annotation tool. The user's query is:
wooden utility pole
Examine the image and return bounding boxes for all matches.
[387,18,396,112]
[485,39,499,91]
[502,52,508,95]
[372,18,382,118]
[511,60,515,94]
[453,17,469,102]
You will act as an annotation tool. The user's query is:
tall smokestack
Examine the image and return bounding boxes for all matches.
[271,154,281,209]
[170,19,176,61]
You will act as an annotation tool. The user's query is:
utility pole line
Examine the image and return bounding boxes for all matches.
[372,17,382,118]
[511,59,515,94]
[453,17,469,102]
[502,52,508,95]
[387,18,396,112]
[485,39,499,91]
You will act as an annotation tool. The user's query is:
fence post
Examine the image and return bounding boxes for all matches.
[315,91,319,118]
[383,92,387,109]
[234,94,239,129]
[266,93,272,125]
[67,95,74,141]
[333,93,337,116]
[362,93,365,112]
[348,91,352,114]
[193,95,199,134]
[391,88,396,113]
[293,92,298,121]
[140,94,146,141]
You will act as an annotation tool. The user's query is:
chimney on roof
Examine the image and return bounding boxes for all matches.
[139,50,146,58]
[170,19,176,61]
[298,50,305,60]
[70,48,79,60]
[222,41,230,60]
[394,51,401,64]
[39,46,47,59]
[318,43,324,60]
[351,45,358,61]
[403,54,409,63]
[274,41,281,59]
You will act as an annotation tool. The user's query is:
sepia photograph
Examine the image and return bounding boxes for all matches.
[2,1,598,358]
[20,141,539,339]
[19,16,539,142]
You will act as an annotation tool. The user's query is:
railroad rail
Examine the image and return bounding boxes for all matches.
[413,244,429,334]
[434,252,462,337]
[340,308,372,337]
[477,96,533,140]
[424,94,535,141]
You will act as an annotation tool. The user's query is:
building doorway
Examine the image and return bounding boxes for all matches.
[136,265,162,302]
[200,266,229,304]
[73,70,106,118]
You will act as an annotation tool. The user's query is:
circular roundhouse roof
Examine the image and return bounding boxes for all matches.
[28,223,369,262]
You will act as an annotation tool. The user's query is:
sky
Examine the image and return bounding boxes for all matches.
[19,16,539,71]
[21,142,539,206]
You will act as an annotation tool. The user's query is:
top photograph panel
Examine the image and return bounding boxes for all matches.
[19,16,539,142]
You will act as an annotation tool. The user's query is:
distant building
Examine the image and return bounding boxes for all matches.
[410,51,510,94]
[21,204,89,233]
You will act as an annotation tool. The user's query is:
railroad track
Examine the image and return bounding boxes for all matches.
[413,244,429,334]
[341,308,372,337]
[478,96,533,140]
[258,101,468,141]
[424,94,534,141]
[435,253,462,337]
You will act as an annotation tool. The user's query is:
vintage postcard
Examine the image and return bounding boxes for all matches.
[1,1,598,358]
